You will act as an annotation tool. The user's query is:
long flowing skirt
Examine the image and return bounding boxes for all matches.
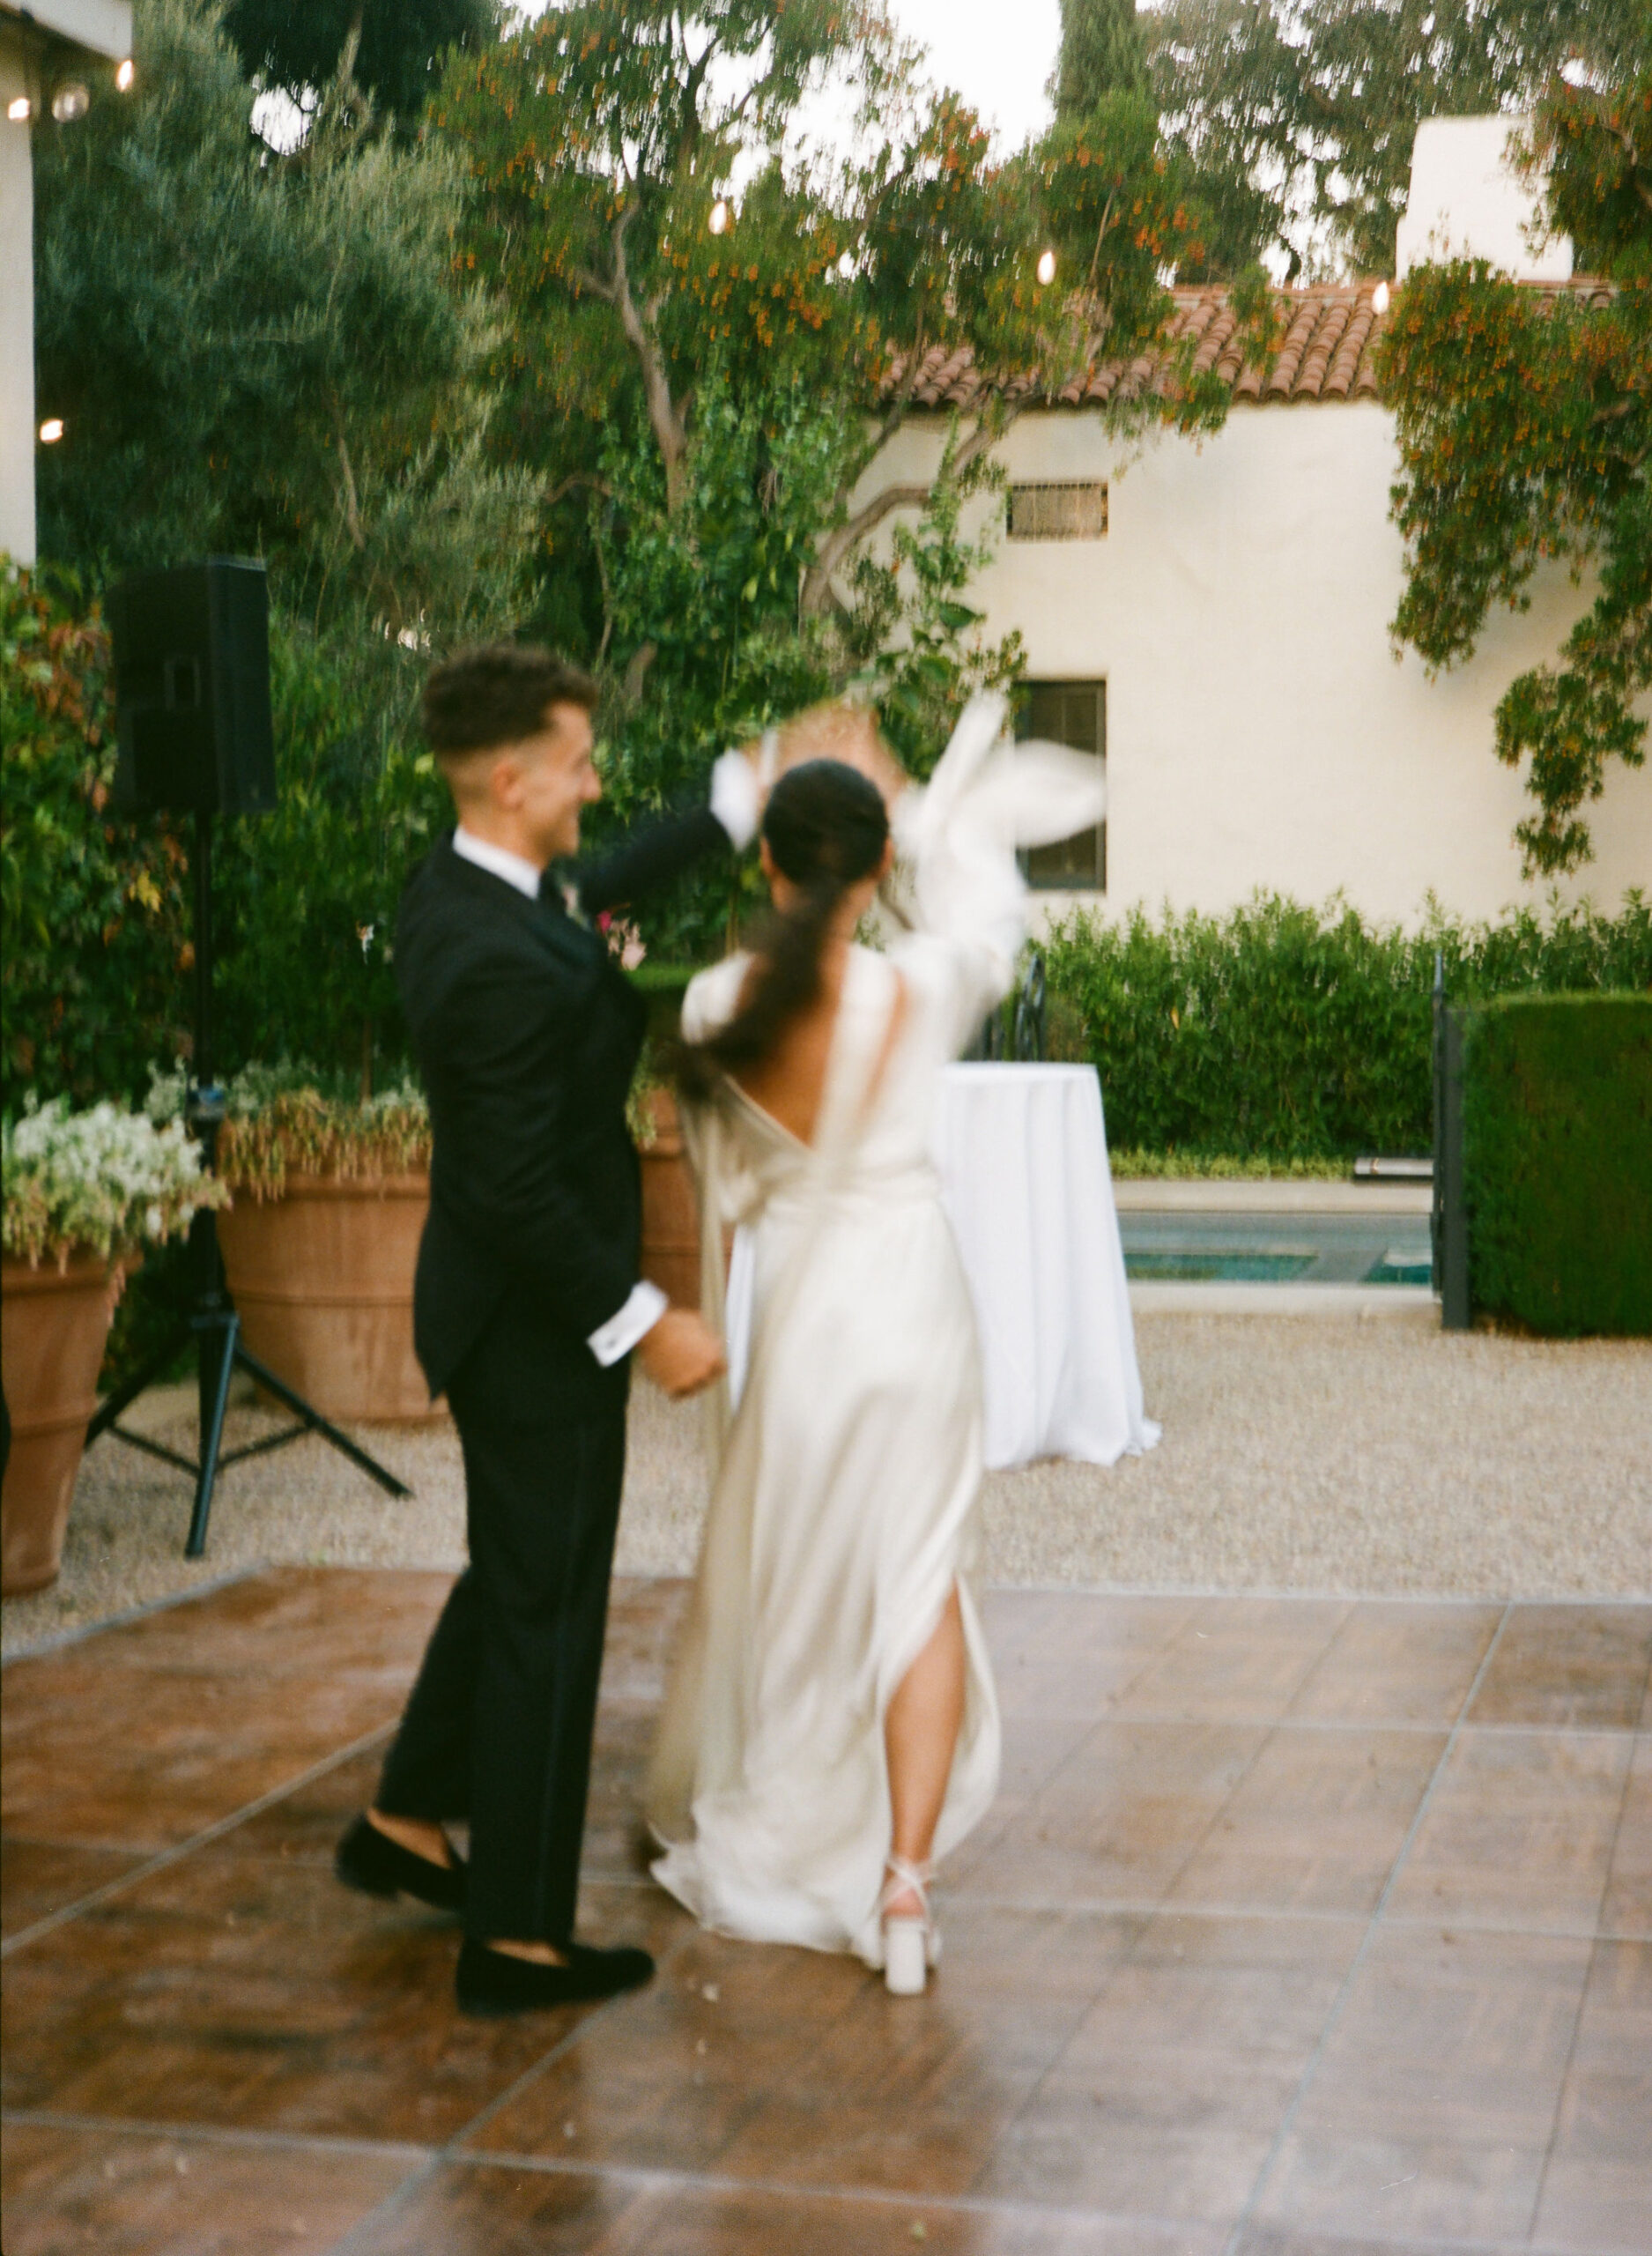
[646,1187,1001,1966]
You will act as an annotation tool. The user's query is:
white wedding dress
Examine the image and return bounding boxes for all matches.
[645,695,1106,1967]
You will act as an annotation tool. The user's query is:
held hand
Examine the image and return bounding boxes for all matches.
[638,1308,727,1399]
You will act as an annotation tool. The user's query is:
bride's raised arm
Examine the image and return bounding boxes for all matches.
[888,692,1107,1051]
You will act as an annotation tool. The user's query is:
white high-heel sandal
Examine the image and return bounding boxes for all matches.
[881,1855,941,1997]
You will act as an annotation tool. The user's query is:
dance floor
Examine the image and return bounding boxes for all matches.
[2,1567,1648,2256]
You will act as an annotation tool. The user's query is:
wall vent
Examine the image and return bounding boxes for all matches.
[1008,481,1108,541]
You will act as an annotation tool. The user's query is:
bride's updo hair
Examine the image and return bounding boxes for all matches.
[677,741,890,1097]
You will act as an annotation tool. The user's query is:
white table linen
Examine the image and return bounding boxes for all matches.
[727,1059,1159,1473]
[930,1062,1159,1470]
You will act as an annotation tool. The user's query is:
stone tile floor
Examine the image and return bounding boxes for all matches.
[1,1566,1647,2256]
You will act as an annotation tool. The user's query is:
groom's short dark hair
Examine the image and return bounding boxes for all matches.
[422,643,598,755]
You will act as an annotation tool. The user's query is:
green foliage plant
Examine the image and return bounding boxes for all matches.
[1463,992,1652,1335]
[3,570,448,1110]
[33,0,535,640]
[224,0,496,135]
[430,0,879,598]
[1056,0,1150,109]
[211,619,450,1087]
[1043,889,1652,1161]
[587,369,1025,961]
[145,1061,430,1200]
[1033,86,1277,419]
[1377,65,1651,876]
[1108,1149,1350,1178]
[1142,0,1628,281]
[1,568,191,1110]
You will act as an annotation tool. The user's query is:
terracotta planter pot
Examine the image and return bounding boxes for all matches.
[638,1088,701,1310]
[2,1256,122,1597]
[217,1173,442,1423]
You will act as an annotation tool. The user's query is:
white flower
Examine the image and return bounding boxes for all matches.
[4,1093,226,1266]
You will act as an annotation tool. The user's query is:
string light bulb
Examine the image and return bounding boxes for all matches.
[1372,280,1390,315]
[39,419,64,444]
[1036,248,1056,286]
[51,82,91,122]
[7,95,30,122]
[709,199,730,235]
[116,59,135,92]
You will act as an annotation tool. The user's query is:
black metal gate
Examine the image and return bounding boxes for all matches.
[1432,954,1471,1330]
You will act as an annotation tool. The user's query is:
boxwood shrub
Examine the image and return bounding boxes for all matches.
[1044,893,1652,1161]
[1464,994,1652,1338]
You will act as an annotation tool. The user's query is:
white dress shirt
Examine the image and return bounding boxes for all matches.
[448,749,753,1366]
[450,826,540,900]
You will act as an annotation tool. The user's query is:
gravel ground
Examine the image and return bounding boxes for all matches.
[4,1313,1648,1657]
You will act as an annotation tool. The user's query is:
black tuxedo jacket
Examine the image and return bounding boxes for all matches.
[396,806,727,1407]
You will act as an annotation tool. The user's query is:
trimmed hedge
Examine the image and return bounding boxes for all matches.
[1044,893,1652,1161]
[1464,994,1652,1338]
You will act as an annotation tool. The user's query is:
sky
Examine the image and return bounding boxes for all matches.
[863,0,1062,153]
[513,0,1065,158]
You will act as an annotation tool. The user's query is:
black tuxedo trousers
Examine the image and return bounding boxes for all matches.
[376,1303,628,1943]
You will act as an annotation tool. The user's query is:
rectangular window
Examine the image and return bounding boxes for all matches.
[1019,679,1105,891]
[1008,481,1108,541]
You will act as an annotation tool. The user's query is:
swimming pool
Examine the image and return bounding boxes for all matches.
[1119,1212,1434,1288]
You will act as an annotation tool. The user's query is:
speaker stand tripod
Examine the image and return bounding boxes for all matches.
[85,810,411,1558]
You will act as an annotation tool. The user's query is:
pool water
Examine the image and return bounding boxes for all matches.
[1120,1213,1434,1288]
[1125,1250,1317,1284]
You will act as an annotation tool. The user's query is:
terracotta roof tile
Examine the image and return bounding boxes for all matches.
[882,278,1614,412]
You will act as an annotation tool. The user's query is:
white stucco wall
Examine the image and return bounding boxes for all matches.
[0,3,133,567]
[1396,115,1572,282]
[11,0,130,54]
[856,404,1650,930]
[1,33,35,565]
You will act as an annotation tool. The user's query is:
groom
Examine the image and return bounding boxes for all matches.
[336,643,748,2015]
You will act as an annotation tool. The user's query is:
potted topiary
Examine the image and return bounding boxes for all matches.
[2,1097,226,1595]
[148,1065,438,1425]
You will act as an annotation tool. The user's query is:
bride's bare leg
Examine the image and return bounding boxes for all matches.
[884,1584,967,1916]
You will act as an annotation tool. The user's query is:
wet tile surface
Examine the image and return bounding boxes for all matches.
[1,1837,149,1941]
[1385,1726,1633,1934]
[0,1568,453,1852]
[1161,1725,1444,1917]
[0,2120,411,2256]
[2,1569,1648,2255]
[1600,1732,1652,1940]
[1530,1936,1652,2256]
[1285,1601,1502,1728]
[1257,1924,1596,2243]
[1466,1604,1652,1732]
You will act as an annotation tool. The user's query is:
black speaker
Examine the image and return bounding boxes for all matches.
[110,559,277,817]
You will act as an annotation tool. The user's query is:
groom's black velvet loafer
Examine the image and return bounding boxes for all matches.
[335,1814,466,1913]
[456,1938,656,2016]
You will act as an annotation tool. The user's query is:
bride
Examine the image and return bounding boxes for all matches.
[645,693,1105,1994]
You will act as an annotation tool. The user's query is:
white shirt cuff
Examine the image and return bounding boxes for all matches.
[709,749,760,850]
[588,1280,669,1367]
